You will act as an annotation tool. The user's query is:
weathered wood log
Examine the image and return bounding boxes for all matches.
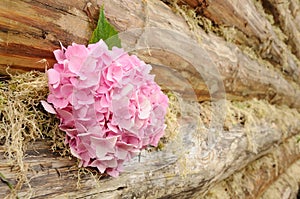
[0,0,91,73]
[1,0,300,198]
[262,0,300,60]
[1,0,300,109]
[1,97,300,198]
[261,159,300,199]
[202,133,300,198]
[180,0,300,84]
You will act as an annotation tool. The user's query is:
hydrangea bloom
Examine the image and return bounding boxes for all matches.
[42,40,168,177]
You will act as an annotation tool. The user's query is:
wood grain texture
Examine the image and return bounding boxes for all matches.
[260,159,300,199]
[260,0,300,59]
[1,0,300,198]
[1,0,300,109]
[203,134,300,198]
[1,98,300,198]
[0,0,93,73]
[200,0,300,84]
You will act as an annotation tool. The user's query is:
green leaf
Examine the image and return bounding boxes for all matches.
[89,6,121,49]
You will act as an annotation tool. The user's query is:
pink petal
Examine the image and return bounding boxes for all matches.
[100,95,109,107]
[47,95,68,109]
[110,46,124,60]
[53,49,66,63]
[74,122,88,134]
[121,84,134,96]
[103,158,118,168]
[106,168,120,177]
[82,56,97,73]
[138,98,151,119]
[47,69,60,86]
[116,147,129,160]
[64,128,78,138]
[68,57,82,74]
[150,129,164,146]
[60,84,73,97]
[65,43,88,59]
[41,100,56,114]
[107,123,119,133]
[69,145,81,159]
[74,90,94,105]
[112,97,131,119]
[90,160,107,173]
[107,64,123,82]
[56,109,73,125]
[90,136,118,159]
[77,72,101,88]
[88,40,108,58]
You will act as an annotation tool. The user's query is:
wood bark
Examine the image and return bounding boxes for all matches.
[1,0,300,108]
[1,0,300,198]
[1,98,300,198]
[260,159,300,199]
[203,133,300,198]
[181,0,300,83]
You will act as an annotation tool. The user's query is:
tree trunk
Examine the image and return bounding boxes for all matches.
[1,0,300,198]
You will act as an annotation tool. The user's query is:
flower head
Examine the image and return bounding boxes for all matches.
[43,40,168,177]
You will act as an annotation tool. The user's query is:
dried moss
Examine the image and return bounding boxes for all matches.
[164,91,181,141]
[0,71,66,197]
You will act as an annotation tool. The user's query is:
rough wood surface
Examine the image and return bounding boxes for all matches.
[203,133,300,198]
[264,0,300,60]
[0,0,91,73]
[1,98,300,198]
[185,0,300,84]
[1,0,300,108]
[1,0,300,198]
[261,159,300,199]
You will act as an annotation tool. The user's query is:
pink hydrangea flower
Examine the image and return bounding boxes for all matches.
[42,40,168,177]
